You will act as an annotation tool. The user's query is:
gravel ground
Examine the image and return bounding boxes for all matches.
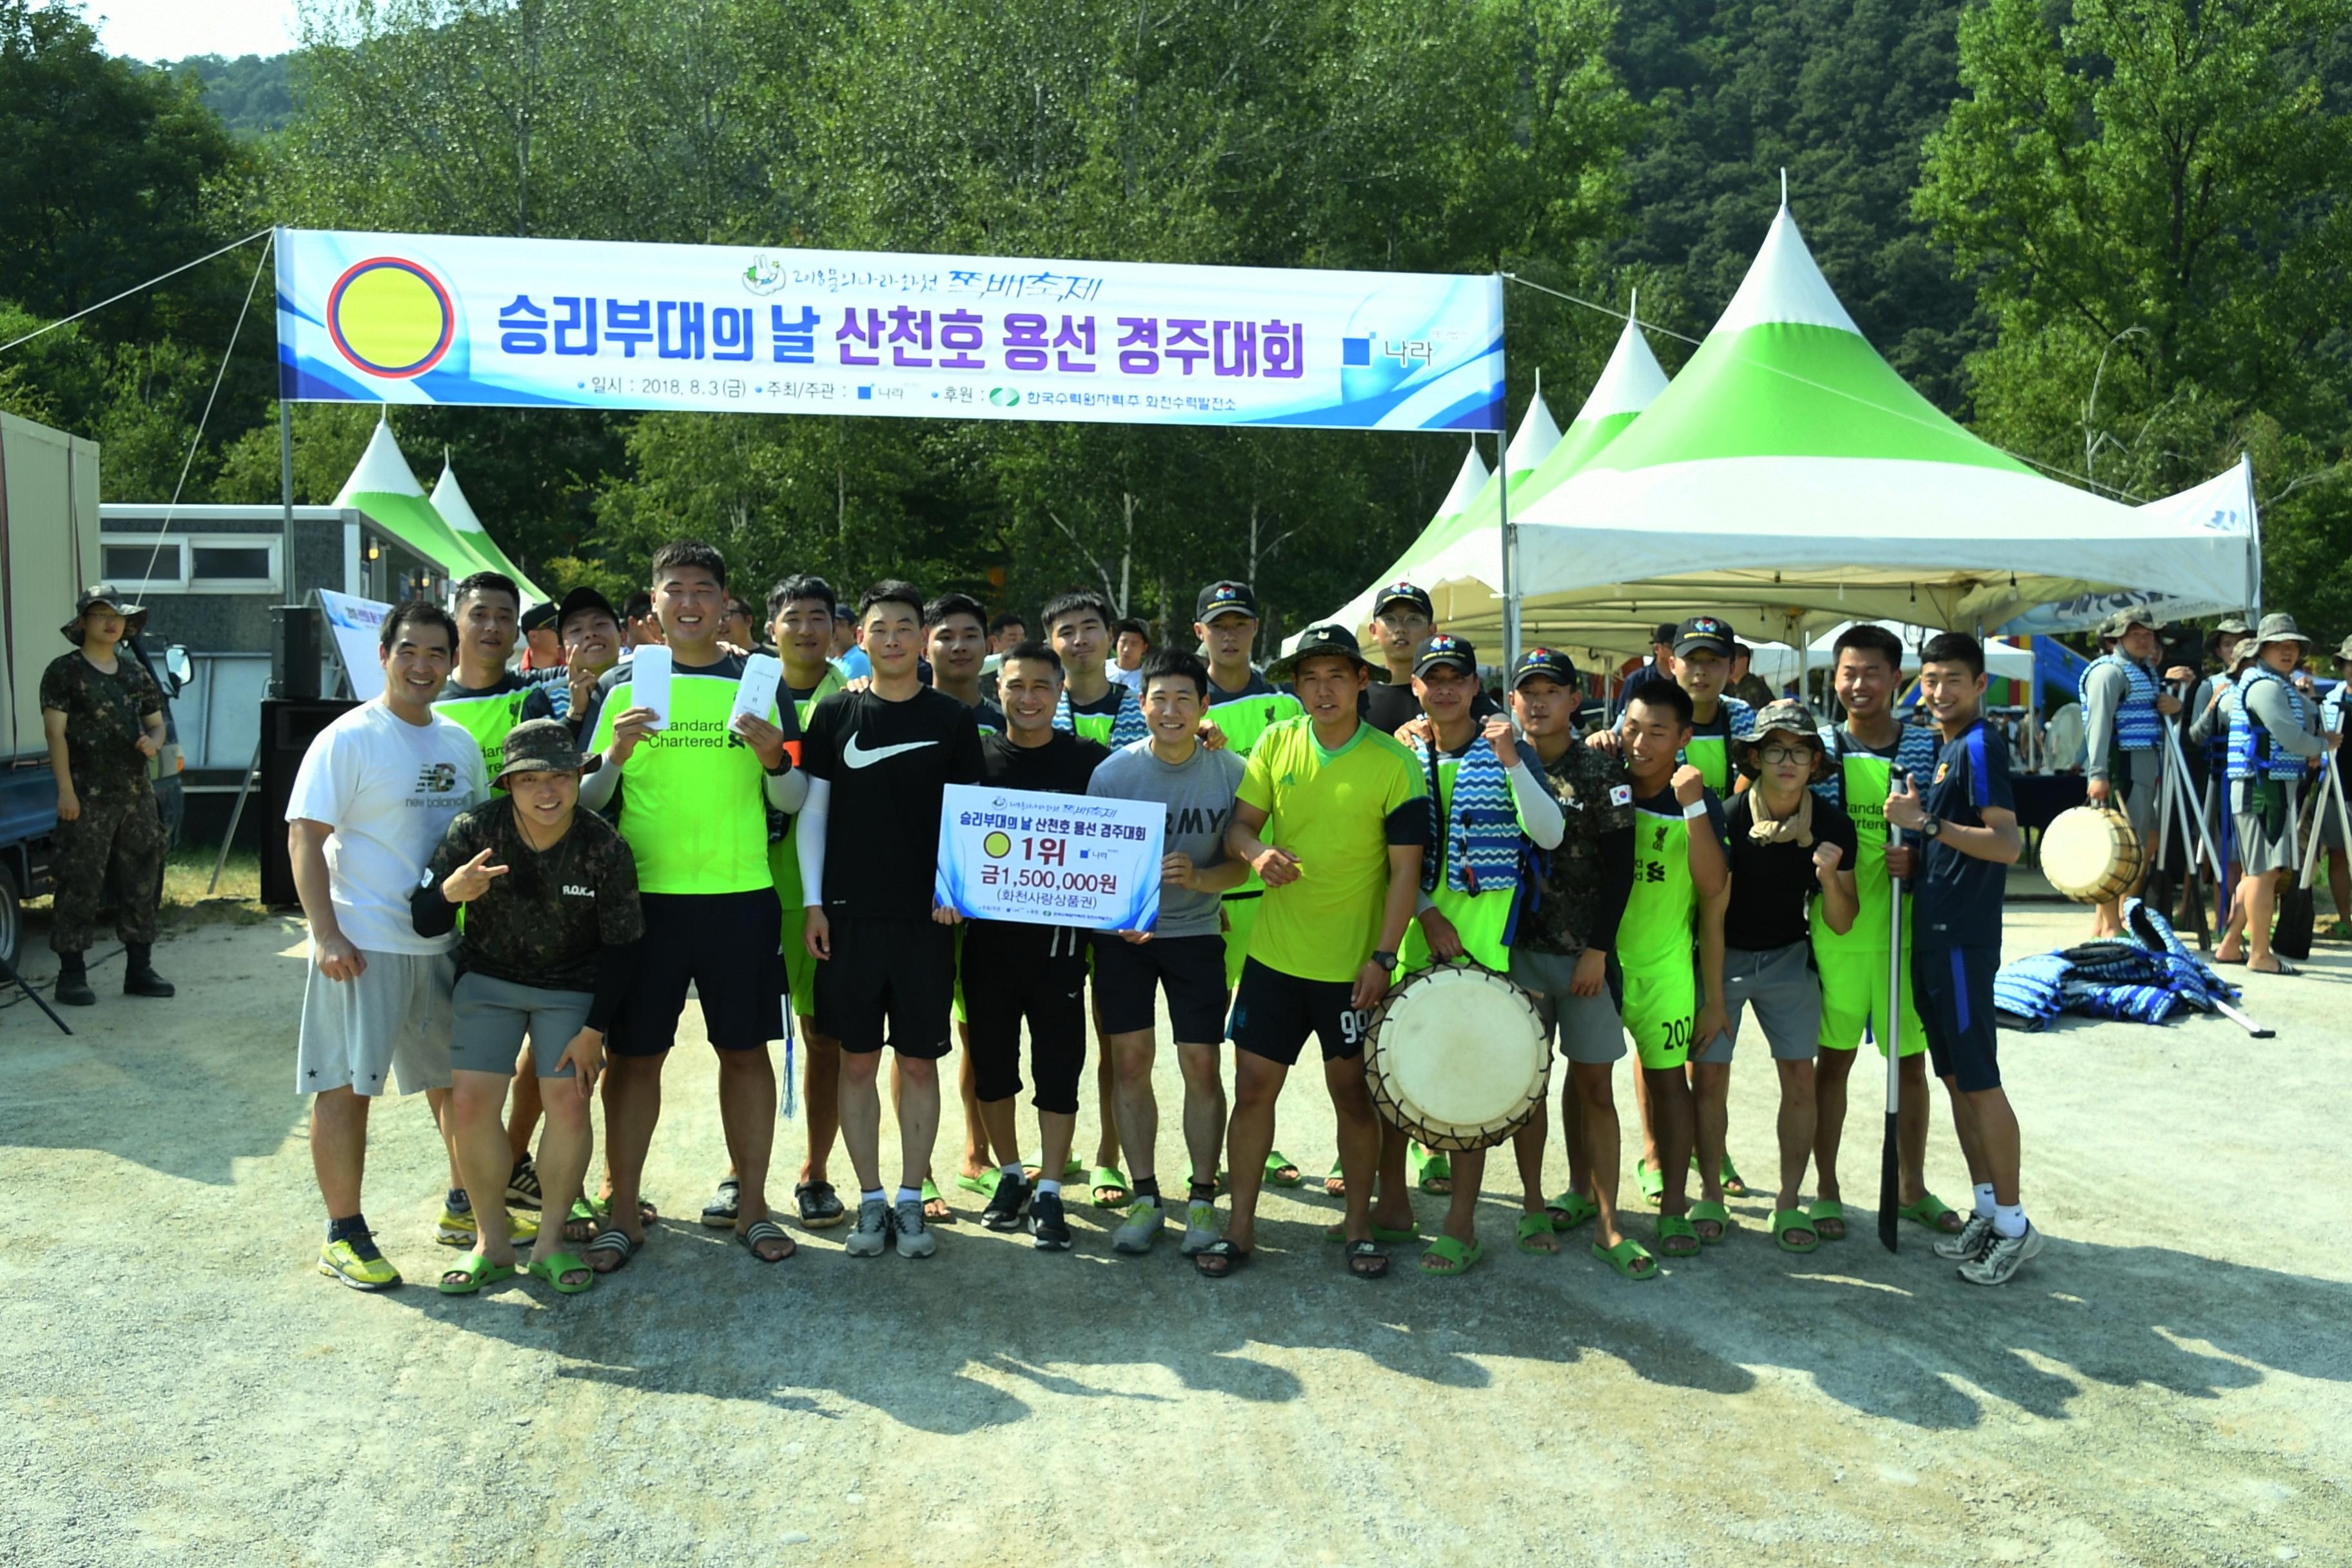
[3,901,2348,1567]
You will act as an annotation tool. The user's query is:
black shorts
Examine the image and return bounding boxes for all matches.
[816,914,956,1059]
[611,889,787,1057]
[961,923,1088,1113]
[1092,931,1229,1043]
[1914,943,2001,1093]
[1227,956,1372,1068]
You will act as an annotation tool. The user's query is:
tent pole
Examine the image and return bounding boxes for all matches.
[276,393,297,700]
[1499,436,1520,673]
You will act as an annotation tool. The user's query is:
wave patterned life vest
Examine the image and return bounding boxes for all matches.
[1053,685,1150,747]
[2228,666,2308,782]
[2081,652,2162,752]
[1415,734,1522,897]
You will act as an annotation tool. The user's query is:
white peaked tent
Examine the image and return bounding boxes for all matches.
[335,415,496,583]
[1997,456,2259,635]
[431,456,549,603]
[1297,442,1491,649]
[1490,201,2257,645]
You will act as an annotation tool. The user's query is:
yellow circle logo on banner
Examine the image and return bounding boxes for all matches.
[983,830,1012,858]
[326,258,455,378]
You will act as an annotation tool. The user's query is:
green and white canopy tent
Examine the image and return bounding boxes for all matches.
[335,415,502,587]
[430,455,548,603]
[1300,442,1491,645]
[1503,200,2256,649]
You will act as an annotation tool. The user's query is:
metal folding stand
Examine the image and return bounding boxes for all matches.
[0,954,73,1035]
[2159,706,2221,950]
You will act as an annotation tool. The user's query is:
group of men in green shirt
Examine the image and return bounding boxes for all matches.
[378,551,2029,1289]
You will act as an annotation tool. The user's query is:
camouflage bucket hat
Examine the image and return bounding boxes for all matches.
[496,717,591,784]
[1736,698,1829,779]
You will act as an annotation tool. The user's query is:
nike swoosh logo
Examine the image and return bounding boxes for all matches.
[842,736,937,769]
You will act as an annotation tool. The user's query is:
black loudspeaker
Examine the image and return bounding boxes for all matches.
[258,698,359,906]
[272,604,322,700]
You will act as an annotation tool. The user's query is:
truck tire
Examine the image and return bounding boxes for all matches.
[0,863,19,974]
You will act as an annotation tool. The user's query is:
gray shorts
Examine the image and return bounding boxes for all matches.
[1693,941,1820,1064]
[1509,948,1627,1066]
[296,948,454,1097]
[2231,779,2303,876]
[452,971,594,1077]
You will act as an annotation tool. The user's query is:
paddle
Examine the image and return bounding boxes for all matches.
[1881,787,1905,1255]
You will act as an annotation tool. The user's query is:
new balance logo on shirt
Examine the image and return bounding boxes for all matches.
[414,763,460,794]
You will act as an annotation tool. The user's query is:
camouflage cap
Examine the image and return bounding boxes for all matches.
[1736,698,1830,778]
[2213,614,2251,636]
[496,717,591,783]
[61,583,149,644]
[2253,611,2310,649]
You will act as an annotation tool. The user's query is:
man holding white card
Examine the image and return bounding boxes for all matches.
[575,541,807,1271]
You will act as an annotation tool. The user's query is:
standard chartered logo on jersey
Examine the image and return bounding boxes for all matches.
[645,716,748,750]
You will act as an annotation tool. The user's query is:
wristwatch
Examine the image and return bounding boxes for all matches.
[1921,816,1944,840]
[1371,950,1398,971]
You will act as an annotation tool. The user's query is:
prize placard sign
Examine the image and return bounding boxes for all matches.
[935,783,1162,931]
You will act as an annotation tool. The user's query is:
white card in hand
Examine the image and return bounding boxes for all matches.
[730,652,783,731]
[629,645,672,731]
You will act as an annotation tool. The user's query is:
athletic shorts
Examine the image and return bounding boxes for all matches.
[611,889,787,1057]
[1227,956,1370,1068]
[817,914,956,1059]
[451,971,592,1077]
[295,948,453,1097]
[1219,891,1261,988]
[1618,963,1696,1072]
[2231,778,2302,877]
[2114,764,2161,847]
[1696,941,1819,1064]
[1815,941,1928,1058]
[1094,930,1229,1043]
[961,927,1088,1113]
[1507,948,1627,1065]
[1915,944,2001,1093]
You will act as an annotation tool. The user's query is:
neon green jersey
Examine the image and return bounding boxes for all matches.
[1237,716,1426,983]
[1812,741,1901,955]
[583,653,796,896]
[435,672,551,789]
[1618,783,1725,980]
[1395,750,1517,976]
[1678,698,1754,798]
[770,667,847,909]
[1207,672,1306,903]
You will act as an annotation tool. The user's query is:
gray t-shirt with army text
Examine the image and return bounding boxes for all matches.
[1086,738,1246,938]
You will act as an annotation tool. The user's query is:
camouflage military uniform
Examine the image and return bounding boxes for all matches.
[1519,740,1637,957]
[41,651,166,954]
[421,796,643,990]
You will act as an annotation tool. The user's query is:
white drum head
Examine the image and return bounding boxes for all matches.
[1369,965,1547,1146]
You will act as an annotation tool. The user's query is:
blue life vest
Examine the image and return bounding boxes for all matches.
[2228,667,2308,782]
[2081,652,2162,752]
[1415,734,1523,897]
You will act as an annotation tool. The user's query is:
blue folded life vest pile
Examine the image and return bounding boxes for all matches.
[1993,899,2239,1031]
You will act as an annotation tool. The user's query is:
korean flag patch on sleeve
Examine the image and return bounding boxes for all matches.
[1609,784,1634,807]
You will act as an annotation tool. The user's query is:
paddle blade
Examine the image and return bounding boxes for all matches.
[1877,1110,1900,1252]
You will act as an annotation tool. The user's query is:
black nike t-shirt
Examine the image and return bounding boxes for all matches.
[1721,790,1857,952]
[979,729,1109,796]
[800,685,986,919]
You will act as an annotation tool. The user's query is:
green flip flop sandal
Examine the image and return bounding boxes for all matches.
[526,1250,595,1293]
[1409,1144,1453,1194]
[1326,1220,1421,1245]
[1897,1193,1965,1234]
[1655,1213,1701,1257]
[437,1253,518,1295]
[1689,1200,1732,1246]
[1770,1208,1819,1253]
[1090,1166,1130,1208]
[1690,1153,1749,1197]
[1592,1235,1658,1279]
[1263,1150,1303,1188]
[1545,1190,1599,1231]
[1515,1213,1558,1254]
[956,1169,1001,1197]
[1420,1234,1484,1275]
[1807,1198,1848,1241]
[1636,1158,1665,1207]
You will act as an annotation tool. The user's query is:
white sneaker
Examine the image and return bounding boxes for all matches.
[893,1197,936,1259]
[1179,1199,1220,1255]
[1958,1222,2043,1286]
[845,1197,891,1258]
[1934,1213,1995,1262]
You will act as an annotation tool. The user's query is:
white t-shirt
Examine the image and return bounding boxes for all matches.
[1111,665,1144,693]
[285,701,486,954]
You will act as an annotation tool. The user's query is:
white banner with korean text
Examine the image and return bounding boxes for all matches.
[275,228,1502,432]
[934,783,1162,932]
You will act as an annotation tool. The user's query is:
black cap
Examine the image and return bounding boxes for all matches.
[520,600,558,634]
[1652,622,1678,647]
[556,585,620,636]
[1511,647,1581,689]
[1411,632,1477,678]
[1268,622,1386,683]
[1373,581,1434,619]
[1673,615,1735,658]
[1195,580,1259,623]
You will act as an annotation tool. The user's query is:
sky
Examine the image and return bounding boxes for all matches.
[83,0,299,61]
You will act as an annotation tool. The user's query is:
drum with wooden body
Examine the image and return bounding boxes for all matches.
[2043,805,2142,903]
[1362,963,1550,1153]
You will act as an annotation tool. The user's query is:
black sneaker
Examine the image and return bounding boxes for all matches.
[981,1175,1032,1231]
[1030,1189,1073,1250]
